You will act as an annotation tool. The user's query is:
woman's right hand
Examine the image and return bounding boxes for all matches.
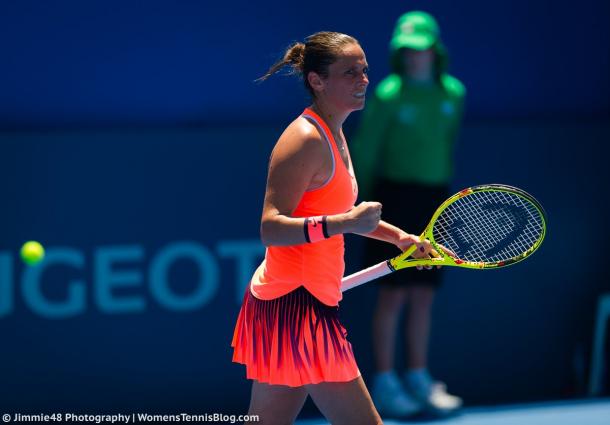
[345,201,382,234]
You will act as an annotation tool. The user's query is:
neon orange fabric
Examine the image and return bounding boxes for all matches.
[250,108,358,306]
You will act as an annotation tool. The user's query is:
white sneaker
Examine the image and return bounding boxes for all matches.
[405,374,462,414]
[371,372,422,418]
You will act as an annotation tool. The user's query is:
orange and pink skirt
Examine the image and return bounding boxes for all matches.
[231,286,360,387]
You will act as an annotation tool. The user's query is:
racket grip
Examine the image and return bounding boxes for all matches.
[341,261,393,292]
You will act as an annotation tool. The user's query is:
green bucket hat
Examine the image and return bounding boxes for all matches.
[390,11,440,51]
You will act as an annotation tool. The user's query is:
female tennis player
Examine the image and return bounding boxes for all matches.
[231,31,437,425]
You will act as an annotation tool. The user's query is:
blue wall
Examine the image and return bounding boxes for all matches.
[1,0,608,128]
[1,121,609,414]
[1,0,609,417]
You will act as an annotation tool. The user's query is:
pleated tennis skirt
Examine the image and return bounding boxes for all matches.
[231,286,360,387]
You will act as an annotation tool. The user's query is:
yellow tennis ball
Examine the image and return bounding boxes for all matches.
[20,241,45,266]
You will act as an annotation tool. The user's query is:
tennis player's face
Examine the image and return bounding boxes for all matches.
[323,43,369,111]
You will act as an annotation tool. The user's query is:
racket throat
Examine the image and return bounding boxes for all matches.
[386,259,397,272]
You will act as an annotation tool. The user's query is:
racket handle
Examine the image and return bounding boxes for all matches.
[341,261,393,292]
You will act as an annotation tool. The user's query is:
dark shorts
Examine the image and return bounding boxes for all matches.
[363,180,450,288]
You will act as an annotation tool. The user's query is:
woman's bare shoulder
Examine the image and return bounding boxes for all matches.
[273,116,325,159]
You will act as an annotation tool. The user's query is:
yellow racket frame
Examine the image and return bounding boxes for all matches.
[389,185,547,271]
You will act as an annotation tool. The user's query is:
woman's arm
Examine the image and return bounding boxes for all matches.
[260,121,382,247]
[359,220,439,266]
[358,220,418,248]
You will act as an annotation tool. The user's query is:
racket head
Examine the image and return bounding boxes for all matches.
[426,184,547,268]
[389,184,547,270]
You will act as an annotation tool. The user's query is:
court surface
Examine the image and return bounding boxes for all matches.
[295,398,610,425]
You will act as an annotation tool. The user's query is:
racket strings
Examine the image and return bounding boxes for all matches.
[432,190,544,263]
[452,192,542,261]
[446,191,542,261]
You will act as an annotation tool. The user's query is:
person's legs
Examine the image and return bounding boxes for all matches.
[246,381,308,425]
[371,286,420,417]
[405,285,435,370]
[307,376,382,425]
[373,286,407,372]
[404,284,462,413]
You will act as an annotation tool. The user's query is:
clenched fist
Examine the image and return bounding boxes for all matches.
[344,202,382,234]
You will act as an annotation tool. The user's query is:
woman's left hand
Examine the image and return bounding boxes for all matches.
[395,233,441,270]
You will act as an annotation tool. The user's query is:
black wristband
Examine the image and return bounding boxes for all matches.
[321,215,329,239]
[303,218,311,243]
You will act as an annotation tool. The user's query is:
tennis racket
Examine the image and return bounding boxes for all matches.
[341,184,547,292]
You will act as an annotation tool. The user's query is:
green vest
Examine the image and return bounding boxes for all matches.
[351,73,465,199]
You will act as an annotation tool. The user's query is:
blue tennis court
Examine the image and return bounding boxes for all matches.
[296,399,610,425]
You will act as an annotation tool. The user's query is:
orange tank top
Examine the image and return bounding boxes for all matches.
[250,108,358,306]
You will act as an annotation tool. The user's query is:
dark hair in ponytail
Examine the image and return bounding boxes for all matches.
[257,31,359,96]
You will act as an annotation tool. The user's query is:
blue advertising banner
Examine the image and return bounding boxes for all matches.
[1,122,609,414]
